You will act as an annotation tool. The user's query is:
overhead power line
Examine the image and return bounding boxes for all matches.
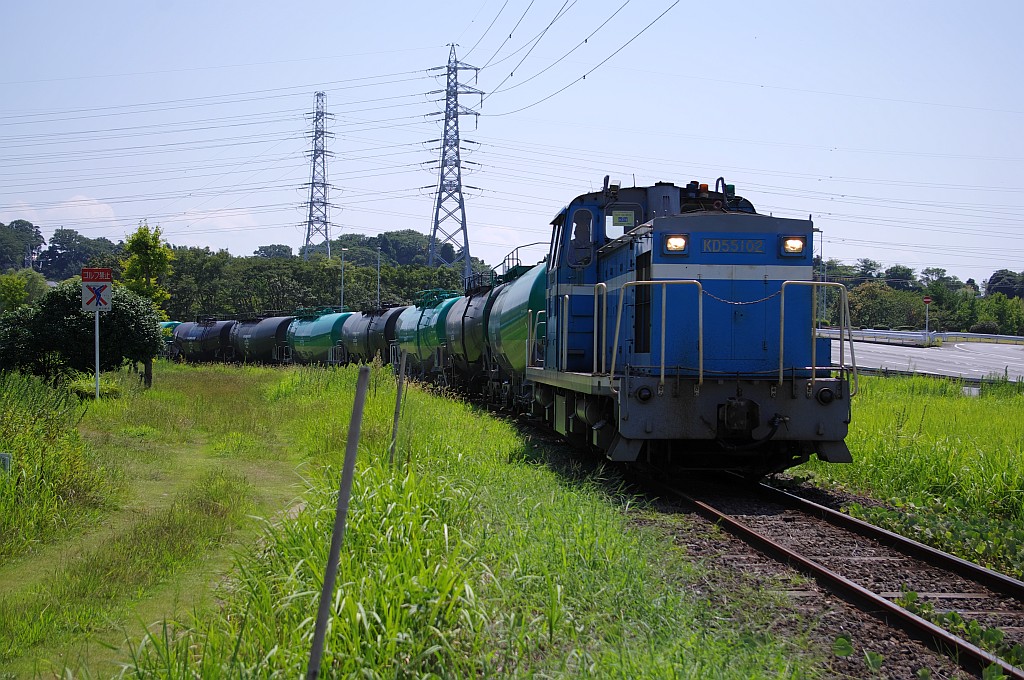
[0,71,433,126]
[485,1,679,116]
[463,0,510,59]
[488,0,631,97]
[479,0,537,70]
[482,0,577,101]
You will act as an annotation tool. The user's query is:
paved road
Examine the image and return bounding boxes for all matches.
[834,340,1024,382]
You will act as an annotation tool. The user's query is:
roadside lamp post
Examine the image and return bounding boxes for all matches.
[339,248,348,310]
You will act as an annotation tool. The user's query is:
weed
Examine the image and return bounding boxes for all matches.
[803,376,1024,576]
[125,366,814,677]
[0,372,117,559]
[896,588,1024,668]
[0,469,251,664]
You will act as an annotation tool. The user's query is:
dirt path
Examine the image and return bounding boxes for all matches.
[0,366,308,678]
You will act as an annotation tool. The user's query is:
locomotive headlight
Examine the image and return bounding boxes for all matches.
[782,237,806,254]
[665,235,688,252]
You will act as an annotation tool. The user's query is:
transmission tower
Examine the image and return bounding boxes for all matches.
[427,45,483,282]
[303,91,332,260]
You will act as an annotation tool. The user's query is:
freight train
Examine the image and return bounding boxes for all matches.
[172,178,857,475]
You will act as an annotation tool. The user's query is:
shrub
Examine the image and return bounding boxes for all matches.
[970,320,1000,334]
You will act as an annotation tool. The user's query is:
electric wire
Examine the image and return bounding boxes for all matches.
[463,0,510,59]
[0,47,440,87]
[488,0,631,96]
[479,0,537,70]
[0,72,433,126]
[484,1,680,116]
[481,0,577,102]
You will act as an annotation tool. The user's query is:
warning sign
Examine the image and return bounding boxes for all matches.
[81,268,113,312]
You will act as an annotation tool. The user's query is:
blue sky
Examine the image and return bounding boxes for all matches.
[2,1,1021,285]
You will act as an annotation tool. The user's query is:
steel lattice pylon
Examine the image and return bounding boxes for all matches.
[427,45,482,282]
[303,91,331,260]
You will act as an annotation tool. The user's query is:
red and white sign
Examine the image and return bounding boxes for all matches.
[82,268,113,312]
[923,296,932,305]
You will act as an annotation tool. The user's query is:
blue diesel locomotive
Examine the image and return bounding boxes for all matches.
[527,177,856,473]
[172,178,856,475]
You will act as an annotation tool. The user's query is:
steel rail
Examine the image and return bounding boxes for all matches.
[757,482,1024,602]
[650,480,1024,679]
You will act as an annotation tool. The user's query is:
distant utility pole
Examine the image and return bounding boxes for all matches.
[303,91,332,261]
[426,45,483,282]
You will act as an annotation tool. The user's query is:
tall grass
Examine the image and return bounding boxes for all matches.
[127,366,811,678]
[83,363,282,452]
[0,372,117,559]
[802,375,1024,575]
[0,469,251,665]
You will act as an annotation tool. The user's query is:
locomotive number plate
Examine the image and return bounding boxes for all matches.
[702,238,765,254]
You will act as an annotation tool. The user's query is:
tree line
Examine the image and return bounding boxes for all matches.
[4,219,1024,347]
[821,257,1024,335]
[0,221,485,320]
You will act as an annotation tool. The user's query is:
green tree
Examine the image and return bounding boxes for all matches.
[13,268,48,303]
[0,273,28,313]
[0,283,163,377]
[882,264,918,291]
[976,293,1024,335]
[948,287,981,331]
[121,223,174,312]
[36,228,119,280]
[920,267,963,291]
[0,220,44,272]
[0,269,46,314]
[848,282,905,328]
[254,244,294,258]
[166,246,232,319]
[851,258,882,287]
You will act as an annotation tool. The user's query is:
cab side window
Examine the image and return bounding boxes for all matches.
[567,209,593,268]
[549,221,563,276]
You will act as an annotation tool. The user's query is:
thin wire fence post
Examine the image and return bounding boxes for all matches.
[306,365,371,680]
[389,351,408,466]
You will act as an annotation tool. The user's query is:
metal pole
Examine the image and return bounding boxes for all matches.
[306,366,371,680]
[926,303,930,334]
[389,351,408,466]
[376,247,381,308]
[94,310,100,399]
[339,248,347,310]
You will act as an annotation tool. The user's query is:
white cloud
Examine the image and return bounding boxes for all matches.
[13,195,121,244]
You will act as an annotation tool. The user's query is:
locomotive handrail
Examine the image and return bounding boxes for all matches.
[779,281,858,396]
[529,309,547,367]
[561,295,570,370]
[526,309,533,370]
[593,283,608,374]
[609,280,704,396]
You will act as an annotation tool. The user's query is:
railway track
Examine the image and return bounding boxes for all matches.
[646,475,1024,678]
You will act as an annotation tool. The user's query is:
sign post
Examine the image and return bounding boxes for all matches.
[82,268,113,399]
[923,295,932,334]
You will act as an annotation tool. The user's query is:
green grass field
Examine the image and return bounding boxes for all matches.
[801,375,1024,577]
[1,363,822,678]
